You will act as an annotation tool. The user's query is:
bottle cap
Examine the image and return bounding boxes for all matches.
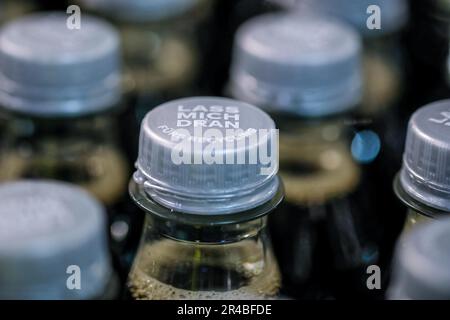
[229,13,362,117]
[134,96,280,215]
[400,100,450,212]
[389,218,450,299]
[79,0,200,22]
[273,0,409,36]
[0,12,121,117]
[0,180,112,299]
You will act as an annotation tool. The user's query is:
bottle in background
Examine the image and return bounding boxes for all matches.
[0,180,118,299]
[0,13,136,279]
[202,0,279,96]
[298,0,409,164]
[432,0,450,98]
[0,0,36,140]
[273,0,410,269]
[228,12,388,299]
[78,0,211,122]
[127,97,283,300]
[0,0,36,24]
[403,0,450,111]
[394,100,450,234]
[388,218,450,300]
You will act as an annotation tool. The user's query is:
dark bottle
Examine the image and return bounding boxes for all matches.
[388,218,450,300]
[228,12,387,299]
[33,1,69,11]
[0,12,128,205]
[403,0,450,111]
[394,100,450,234]
[0,0,35,24]
[0,13,136,278]
[202,0,279,96]
[78,0,212,168]
[350,1,411,269]
[302,0,409,162]
[271,0,408,164]
[78,0,211,121]
[273,0,410,268]
[431,0,450,98]
[127,97,284,300]
[0,180,119,299]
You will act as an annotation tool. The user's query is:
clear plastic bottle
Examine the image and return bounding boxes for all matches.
[204,0,278,95]
[426,0,450,106]
[0,0,35,25]
[271,0,409,264]
[271,0,408,164]
[404,1,450,109]
[0,13,135,275]
[127,97,284,300]
[78,0,211,121]
[228,12,385,298]
[394,100,450,235]
[0,180,118,299]
[388,218,450,300]
[434,0,450,90]
[0,13,129,207]
[318,0,409,155]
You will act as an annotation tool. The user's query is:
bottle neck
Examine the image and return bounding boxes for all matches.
[130,214,280,299]
[129,176,282,298]
[129,178,284,243]
[1,111,116,140]
[403,208,435,235]
[0,110,129,205]
[145,213,268,244]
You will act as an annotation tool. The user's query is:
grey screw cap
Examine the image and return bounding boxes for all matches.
[79,0,199,22]
[229,13,362,117]
[0,180,112,299]
[0,12,121,117]
[389,218,450,300]
[134,96,280,215]
[400,100,450,212]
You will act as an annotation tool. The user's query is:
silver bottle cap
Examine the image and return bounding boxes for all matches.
[229,13,362,117]
[134,97,280,215]
[0,12,121,117]
[389,218,450,300]
[79,0,199,22]
[400,100,450,212]
[0,180,112,299]
[273,0,409,36]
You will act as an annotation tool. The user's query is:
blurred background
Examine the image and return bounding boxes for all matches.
[0,0,450,300]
